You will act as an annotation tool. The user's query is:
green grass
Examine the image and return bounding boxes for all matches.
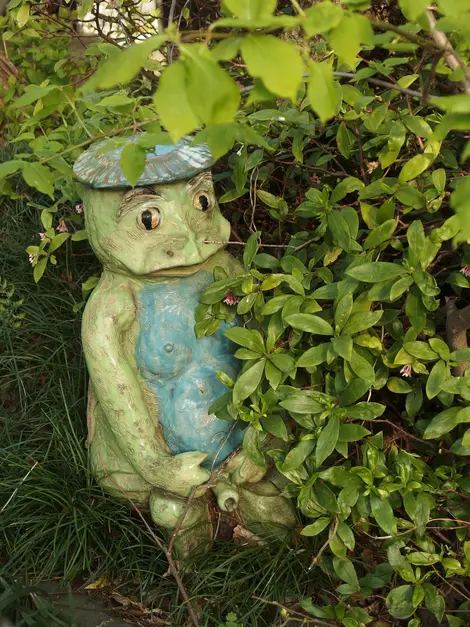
[0,192,320,626]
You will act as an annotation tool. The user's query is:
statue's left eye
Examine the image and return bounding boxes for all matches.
[193,192,212,211]
[137,207,161,230]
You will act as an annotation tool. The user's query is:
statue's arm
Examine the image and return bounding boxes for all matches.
[82,275,209,496]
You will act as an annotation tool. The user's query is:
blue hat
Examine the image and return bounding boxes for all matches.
[73,134,213,189]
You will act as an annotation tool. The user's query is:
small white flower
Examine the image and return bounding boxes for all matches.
[460,266,470,278]
[57,220,68,233]
[28,254,35,264]
[75,203,84,214]
[400,364,412,378]
[367,161,379,174]
[39,232,47,240]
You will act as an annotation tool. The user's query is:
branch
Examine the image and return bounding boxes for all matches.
[334,72,426,100]
[426,9,470,94]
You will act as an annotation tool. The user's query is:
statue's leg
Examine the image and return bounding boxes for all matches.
[235,481,297,539]
[149,488,212,559]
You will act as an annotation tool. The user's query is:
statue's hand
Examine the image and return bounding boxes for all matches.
[158,451,211,498]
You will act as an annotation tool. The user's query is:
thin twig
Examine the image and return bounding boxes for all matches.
[253,596,336,627]
[309,518,338,571]
[97,453,200,627]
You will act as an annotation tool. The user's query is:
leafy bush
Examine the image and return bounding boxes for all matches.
[2,0,470,624]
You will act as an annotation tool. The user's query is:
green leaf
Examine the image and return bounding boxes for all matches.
[339,378,370,406]
[379,121,406,168]
[403,341,438,361]
[423,406,465,439]
[120,144,146,187]
[16,3,30,27]
[402,115,433,139]
[346,402,386,419]
[370,492,397,535]
[243,425,266,468]
[333,557,359,590]
[424,585,445,622]
[407,220,426,267]
[0,160,24,178]
[451,177,470,241]
[222,0,276,19]
[329,13,373,69]
[336,122,355,159]
[233,360,265,405]
[243,232,259,270]
[33,257,47,283]
[98,93,134,108]
[387,377,412,393]
[85,36,164,91]
[399,154,434,183]
[301,517,331,537]
[241,35,304,101]
[363,219,397,250]
[280,394,325,414]
[334,294,353,331]
[327,210,352,251]
[406,385,423,418]
[342,311,383,334]
[405,289,426,332]
[285,313,334,335]
[407,552,440,566]
[308,61,337,123]
[282,439,315,471]
[261,414,288,441]
[332,335,353,361]
[338,424,371,442]
[304,1,343,36]
[270,353,295,373]
[386,585,416,620]
[49,232,70,253]
[432,168,446,193]
[337,521,355,550]
[224,327,265,353]
[316,414,339,466]
[22,163,54,198]
[153,60,199,141]
[426,360,447,399]
[296,343,330,367]
[346,262,407,283]
[184,46,241,126]
[349,350,375,385]
[14,85,58,108]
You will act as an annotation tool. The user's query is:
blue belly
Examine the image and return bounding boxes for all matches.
[135,271,243,467]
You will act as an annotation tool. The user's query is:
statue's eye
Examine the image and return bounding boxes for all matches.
[137,207,161,230]
[193,191,212,211]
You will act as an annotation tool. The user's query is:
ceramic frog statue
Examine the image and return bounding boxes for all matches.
[73,135,296,557]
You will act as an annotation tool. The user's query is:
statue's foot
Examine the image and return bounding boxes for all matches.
[149,488,212,559]
[235,481,297,540]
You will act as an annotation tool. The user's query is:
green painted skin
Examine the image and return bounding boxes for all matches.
[81,171,296,557]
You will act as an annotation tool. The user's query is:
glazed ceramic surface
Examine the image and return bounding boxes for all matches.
[75,135,296,557]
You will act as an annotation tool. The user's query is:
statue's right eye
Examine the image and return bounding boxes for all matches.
[137,207,161,230]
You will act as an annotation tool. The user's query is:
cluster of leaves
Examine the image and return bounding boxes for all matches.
[2,0,470,624]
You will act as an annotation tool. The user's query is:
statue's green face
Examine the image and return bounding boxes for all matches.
[84,171,231,276]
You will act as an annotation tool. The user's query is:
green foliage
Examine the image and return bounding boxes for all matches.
[2,0,470,623]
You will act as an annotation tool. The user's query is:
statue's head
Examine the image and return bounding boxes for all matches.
[73,136,230,276]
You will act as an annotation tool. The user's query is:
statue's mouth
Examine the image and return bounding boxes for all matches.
[146,258,212,278]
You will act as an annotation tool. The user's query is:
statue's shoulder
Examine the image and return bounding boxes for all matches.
[203,250,244,277]
[83,271,137,324]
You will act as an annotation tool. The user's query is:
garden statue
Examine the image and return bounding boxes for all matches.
[73,135,296,558]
